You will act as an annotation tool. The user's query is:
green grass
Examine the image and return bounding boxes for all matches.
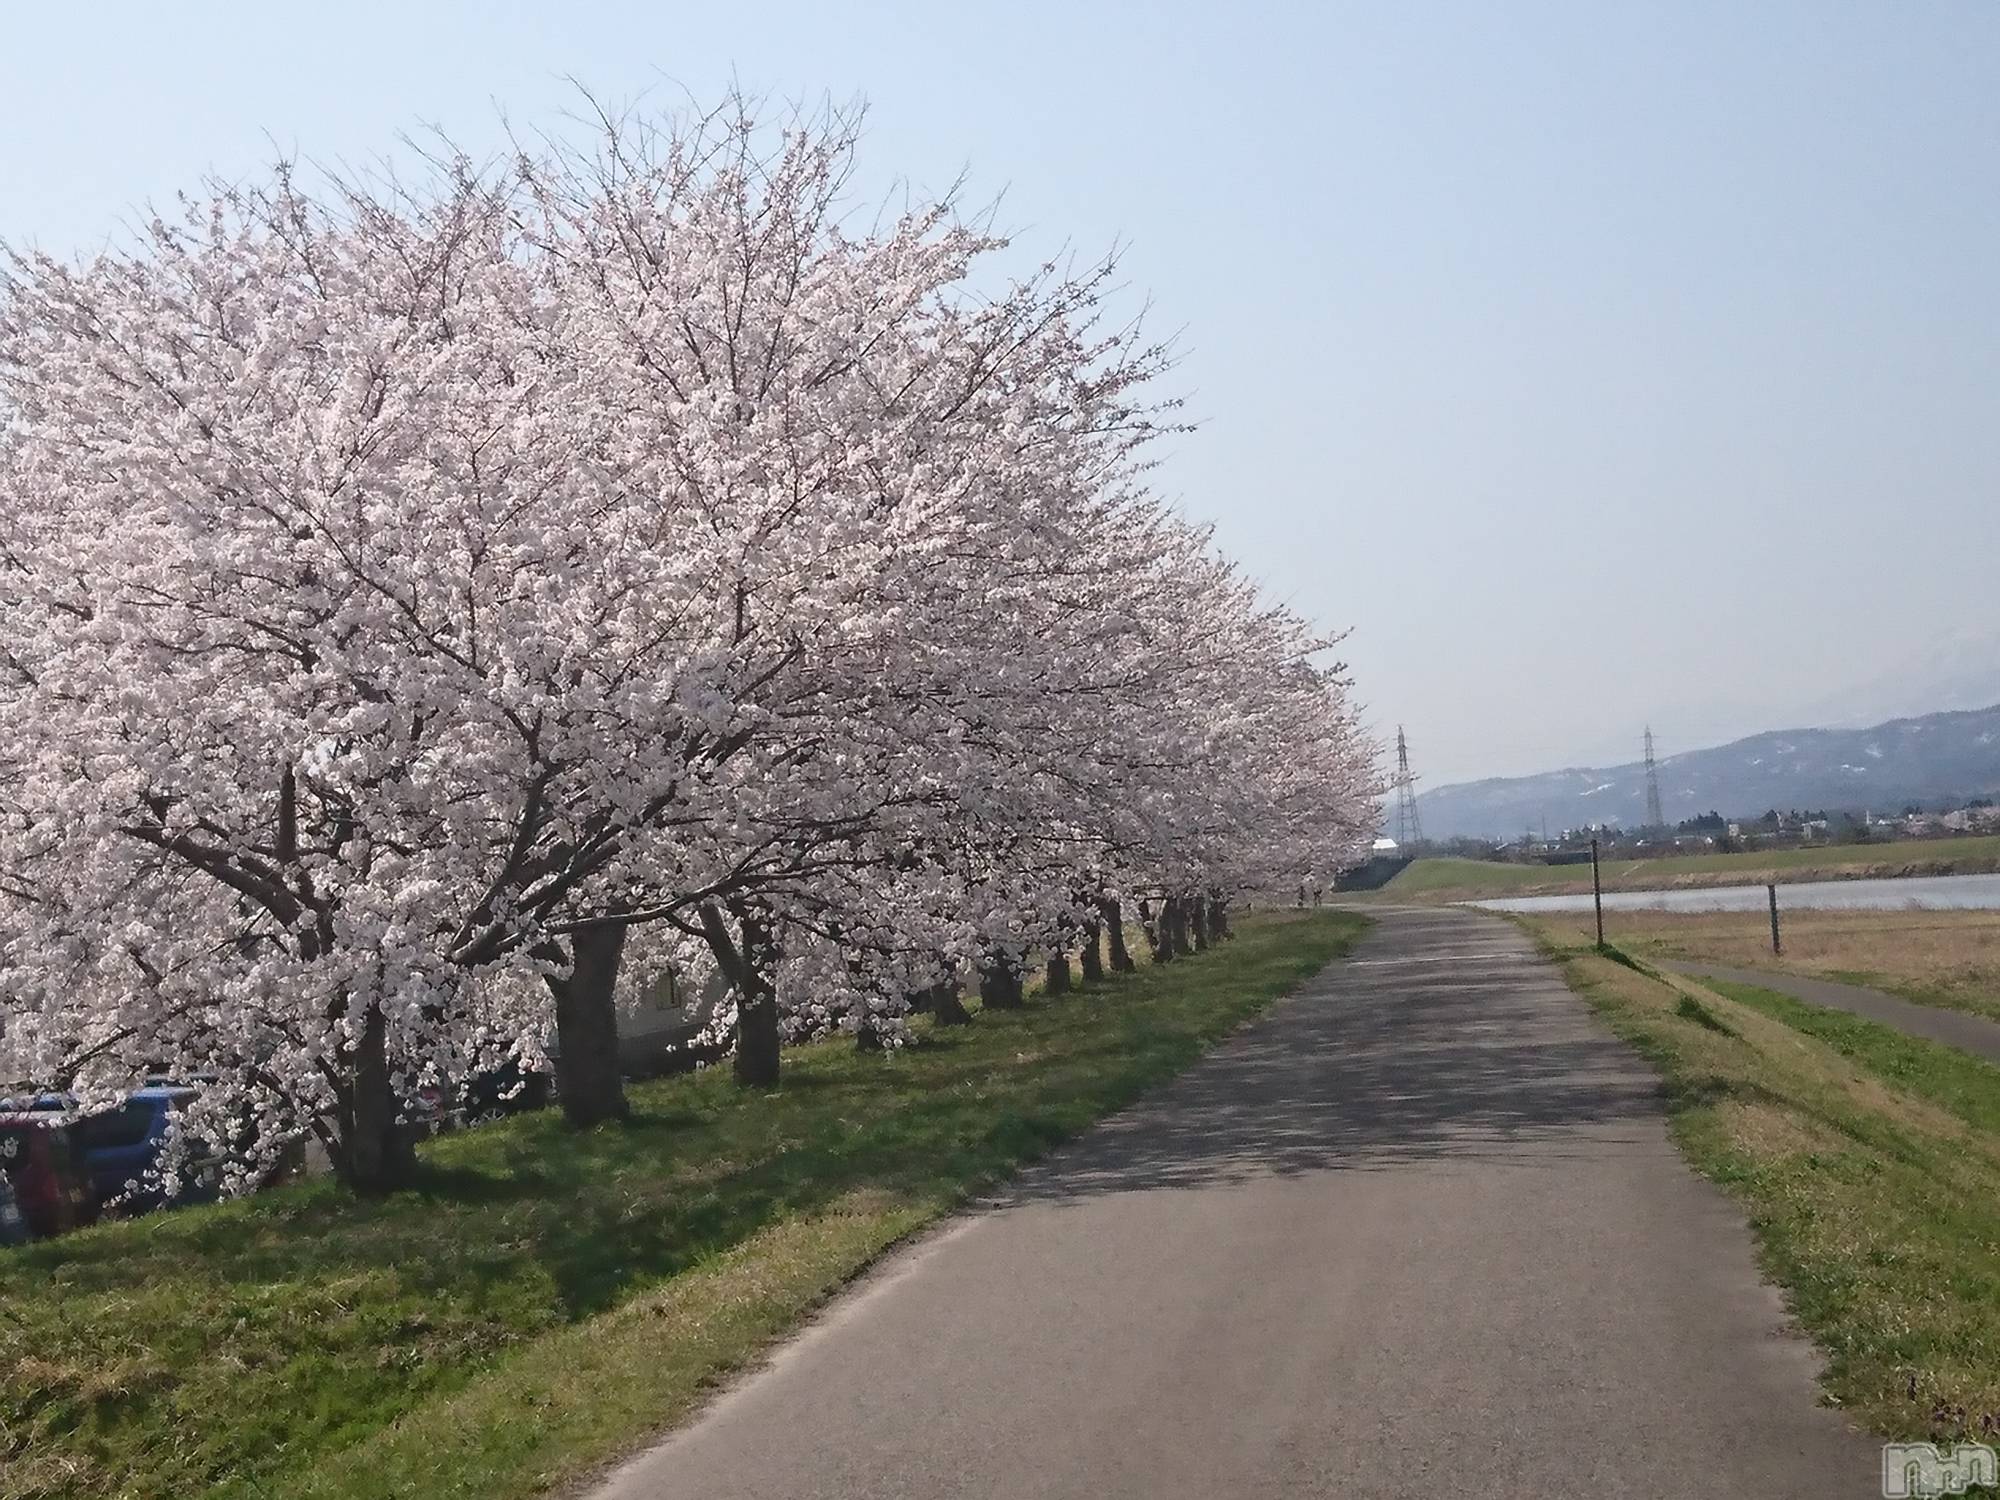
[1528,919,2000,1448]
[1673,992,1737,1035]
[1704,979,2000,1137]
[1377,856,1584,894]
[1382,833,2000,900]
[0,910,1365,1500]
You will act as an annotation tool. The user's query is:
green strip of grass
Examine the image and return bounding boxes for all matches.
[1,910,1365,1500]
[1379,856,1592,894]
[1528,921,2000,1450]
[1703,978,2000,1137]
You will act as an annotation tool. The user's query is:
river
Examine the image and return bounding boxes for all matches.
[1470,871,2000,915]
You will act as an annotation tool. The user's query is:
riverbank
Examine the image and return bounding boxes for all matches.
[1371,835,2000,903]
[1530,906,2000,1024]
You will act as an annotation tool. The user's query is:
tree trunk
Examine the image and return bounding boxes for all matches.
[925,977,972,1026]
[1045,952,1072,996]
[1099,898,1136,973]
[1078,920,1105,983]
[1140,897,1169,963]
[980,951,1024,1009]
[548,922,632,1128]
[732,906,781,1086]
[1208,892,1232,940]
[339,1002,418,1194]
[1189,895,1210,952]
[700,902,782,1087]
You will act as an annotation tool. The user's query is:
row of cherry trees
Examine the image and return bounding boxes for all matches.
[0,101,1380,1192]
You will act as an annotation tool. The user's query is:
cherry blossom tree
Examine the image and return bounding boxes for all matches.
[0,92,1381,1196]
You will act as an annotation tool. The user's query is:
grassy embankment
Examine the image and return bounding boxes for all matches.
[0,910,1365,1500]
[1373,833,2000,903]
[1533,907,2000,1024]
[1524,916,2000,1445]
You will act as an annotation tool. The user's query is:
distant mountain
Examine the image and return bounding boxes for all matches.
[1415,704,2000,841]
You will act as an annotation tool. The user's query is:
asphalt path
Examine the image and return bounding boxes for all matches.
[1668,959,2000,1066]
[592,906,1878,1499]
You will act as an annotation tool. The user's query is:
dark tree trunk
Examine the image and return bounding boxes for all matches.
[1099,898,1136,973]
[925,977,972,1026]
[1208,892,1232,941]
[980,951,1024,1009]
[734,998,782,1085]
[732,906,781,1086]
[1189,896,1211,952]
[1078,920,1105,984]
[1045,952,1072,996]
[834,930,887,1052]
[338,1002,418,1194]
[548,922,632,1128]
[1139,897,1169,963]
[700,902,782,1087]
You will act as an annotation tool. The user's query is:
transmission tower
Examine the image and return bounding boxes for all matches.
[1643,725,1665,830]
[1393,726,1424,850]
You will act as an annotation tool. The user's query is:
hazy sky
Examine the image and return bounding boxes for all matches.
[5,1,1996,783]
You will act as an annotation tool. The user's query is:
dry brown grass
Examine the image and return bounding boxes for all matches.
[1537,907,2000,1022]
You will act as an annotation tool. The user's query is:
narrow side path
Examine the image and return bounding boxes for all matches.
[592,907,1877,1500]
[1667,960,2000,1066]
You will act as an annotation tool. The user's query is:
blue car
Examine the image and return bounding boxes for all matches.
[71,1085,217,1214]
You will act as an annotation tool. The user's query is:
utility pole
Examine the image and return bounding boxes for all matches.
[1393,726,1424,851]
[1643,725,1665,831]
[1591,836,1605,950]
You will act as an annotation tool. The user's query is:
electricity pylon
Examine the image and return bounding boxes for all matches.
[1393,726,1424,850]
[1643,725,1665,830]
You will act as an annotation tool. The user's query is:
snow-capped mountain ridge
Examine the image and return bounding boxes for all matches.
[1415,703,2000,841]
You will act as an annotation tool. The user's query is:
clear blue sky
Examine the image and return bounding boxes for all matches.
[6,1,1997,783]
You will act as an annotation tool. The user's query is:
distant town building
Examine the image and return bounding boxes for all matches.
[1942,806,2000,833]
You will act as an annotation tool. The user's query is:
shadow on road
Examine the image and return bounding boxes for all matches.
[1005,911,1664,1202]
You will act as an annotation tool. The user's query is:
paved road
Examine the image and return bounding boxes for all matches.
[593,907,1877,1499]
[1668,959,2000,1066]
